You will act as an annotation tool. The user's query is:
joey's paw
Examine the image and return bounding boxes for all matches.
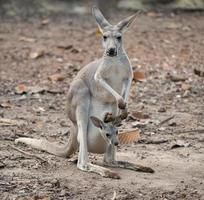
[118,98,126,110]
[104,112,113,123]
[120,109,128,120]
[104,170,121,179]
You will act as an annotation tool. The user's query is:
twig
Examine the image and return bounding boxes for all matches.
[8,144,47,163]
[158,115,175,126]
[138,139,169,144]
[167,129,204,135]
[111,191,117,200]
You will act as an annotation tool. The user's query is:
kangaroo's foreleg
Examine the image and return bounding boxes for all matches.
[103,144,154,173]
[94,73,126,109]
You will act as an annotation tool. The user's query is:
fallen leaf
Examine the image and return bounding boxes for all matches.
[166,73,187,82]
[133,71,146,82]
[28,86,47,94]
[132,120,149,128]
[48,73,66,82]
[147,11,161,17]
[41,18,50,25]
[56,44,73,50]
[194,68,204,77]
[71,48,81,53]
[0,118,20,126]
[15,84,28,94]
[165,22,182,29]
[19,36,36,43]
[158,107,166,113]
[119,129,140,145]
[131,111,150,120]
[171,140,191,149]
[0,161,5,168]
[30,49,45,59]
[181,83,191,91]
[0,101,11,108]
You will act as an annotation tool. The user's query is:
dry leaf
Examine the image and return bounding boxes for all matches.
[56,44,73,50]
[194,68,204,77]
[30,49,45,59]
[131,111,150,120]
[0,118,19,126]
[15,84,28,94]
[133,71,146,82]
[147,11,161,17]
[119,129,140,145]
[48,73,66,82]
[165,22,181,30]
[19,36,36,43]
[166,73,187,82]
[181,83,191,91]
[171,140,190,149]
[41,19,50,25]
[0,102,11,108]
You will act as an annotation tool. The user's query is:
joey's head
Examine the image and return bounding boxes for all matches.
[90,116,119,146]
[92,6,138,57]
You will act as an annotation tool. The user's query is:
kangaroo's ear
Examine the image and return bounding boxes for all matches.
[90,116,105,129]
[92,6,111,33]
[116,11,140,32]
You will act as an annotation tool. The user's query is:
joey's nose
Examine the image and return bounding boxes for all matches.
[107,48,117,57]
[114,142,119,146]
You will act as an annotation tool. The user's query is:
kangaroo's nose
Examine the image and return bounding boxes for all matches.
[107,48,117,57]
[114,142,119,146]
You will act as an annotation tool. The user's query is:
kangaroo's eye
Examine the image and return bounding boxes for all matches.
[106,133,110,137]
[103,36,107,41]
[117,36,122,41]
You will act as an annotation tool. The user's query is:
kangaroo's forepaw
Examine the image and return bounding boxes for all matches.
[118,98,126,110]
[120,109,128,120]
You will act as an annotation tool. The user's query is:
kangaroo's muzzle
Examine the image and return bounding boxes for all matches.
[106,48,117,57]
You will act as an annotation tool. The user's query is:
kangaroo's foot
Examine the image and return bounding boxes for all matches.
[104,160,154,173]
[77,163,120,179]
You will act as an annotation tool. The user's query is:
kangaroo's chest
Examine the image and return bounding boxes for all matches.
[93,59,129,98]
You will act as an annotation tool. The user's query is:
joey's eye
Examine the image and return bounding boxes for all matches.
[116,130,118,135]
[116,36,122,41]
[106,133,110,137]
[103,36,107,41]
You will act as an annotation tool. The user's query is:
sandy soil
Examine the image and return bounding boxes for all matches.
[0,11,204,200]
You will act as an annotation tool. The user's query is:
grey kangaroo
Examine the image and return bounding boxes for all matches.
[15,7,154,178]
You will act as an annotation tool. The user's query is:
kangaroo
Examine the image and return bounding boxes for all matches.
[15,7,154,178]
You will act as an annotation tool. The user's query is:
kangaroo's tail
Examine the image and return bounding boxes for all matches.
[15,129,78,158]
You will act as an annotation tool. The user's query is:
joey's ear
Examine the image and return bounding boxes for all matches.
[116,11,140,32]
[92,6,111,33]
[90,116,104,129]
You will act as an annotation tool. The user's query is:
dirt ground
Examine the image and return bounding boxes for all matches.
[0,10,204,200]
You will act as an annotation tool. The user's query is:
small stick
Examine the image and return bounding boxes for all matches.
[167,129,204,135]
[158,115,175,126]
[8,144,47,163]
[111,191,117,200]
